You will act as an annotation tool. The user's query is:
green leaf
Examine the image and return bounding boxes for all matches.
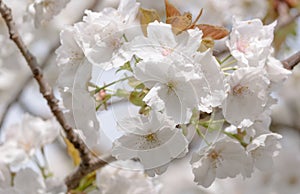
[116,61,132,73]
[129,91,147,106]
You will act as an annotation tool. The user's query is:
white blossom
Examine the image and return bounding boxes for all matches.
[3,114,60,156]
[247,133,282,171]
[56,26,101,150]
[33,0,71,27]
[191,138,253,188]
[222,67,271,126]
[0,142,28,168]
[134,58,210,123]
[73,0,140,70]
[0,67,16,102]
[265,55,291,88]
[227,18,276,67]
[95,160,161,194]
[122,21,203,62]
[194,51,226,110]
[112,111,189,176]
[0,168,44,194]
[0,163,10,189]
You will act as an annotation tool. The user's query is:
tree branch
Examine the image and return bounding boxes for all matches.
[281,51,300,70]
[0,0,93,169]
[65,154,116,190]
[0,1,117,191]
[0,0,104,130]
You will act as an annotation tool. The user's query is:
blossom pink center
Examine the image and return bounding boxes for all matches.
[236,39,249,53]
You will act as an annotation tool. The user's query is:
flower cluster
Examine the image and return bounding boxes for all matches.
[0,114,65,194]
[56,0,292,189]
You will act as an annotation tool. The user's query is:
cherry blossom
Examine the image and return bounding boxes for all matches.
[247,133,282,171]
[56,27,100,150]
[133,58,210,124]
[122,21,203,62]
[227,18,277,67]
[112,111,189,176]
[191,138,253,188]
[3,114,60,156]
[33,0,70,27]
[94,160,161,194]
[73,0,140,70]
[222,67,271,126]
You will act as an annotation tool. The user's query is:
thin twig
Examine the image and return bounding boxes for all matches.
[281,51,300,70]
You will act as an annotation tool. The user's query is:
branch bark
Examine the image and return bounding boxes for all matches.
[281,51,300,70]
[0,0,116,191]
[0,0,93,170]
[65,154,116,190]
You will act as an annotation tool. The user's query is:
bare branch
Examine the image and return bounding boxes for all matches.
[282,51,300,70]
[0,0,93,166]
[0,1,117,191]
[0,0,103,129]
[65,154,116,190]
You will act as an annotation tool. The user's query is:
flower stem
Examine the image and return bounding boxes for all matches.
[94,76,131,93]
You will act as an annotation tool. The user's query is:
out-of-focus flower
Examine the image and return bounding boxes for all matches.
[94,160,161,194]
[0,163,10,189]
[3,114,60,156]
[0,67,16,102]
[33,0,71,27]
[247,133,282,171]
[0,167,66,194]
[0,142,28,168]
[0,168,44,194]
[265,56,291,89]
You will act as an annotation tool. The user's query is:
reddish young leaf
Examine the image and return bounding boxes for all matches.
[195,24,229,40]
[165,0,181,18]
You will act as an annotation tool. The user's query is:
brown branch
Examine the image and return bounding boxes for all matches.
[281,51,300,70]
[0,0,93,168]
[0,0,103,129]
[66,154,116,190]
[0,0,117,191]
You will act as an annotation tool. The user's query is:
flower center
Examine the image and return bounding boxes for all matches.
[167,81,176,94]
[145,133,157,142]
[208,150,219,160]
[232,84,249,96]
[161,47,173,56]
[237,39,249,53]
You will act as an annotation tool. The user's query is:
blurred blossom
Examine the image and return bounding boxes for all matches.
[94,160,161,194]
